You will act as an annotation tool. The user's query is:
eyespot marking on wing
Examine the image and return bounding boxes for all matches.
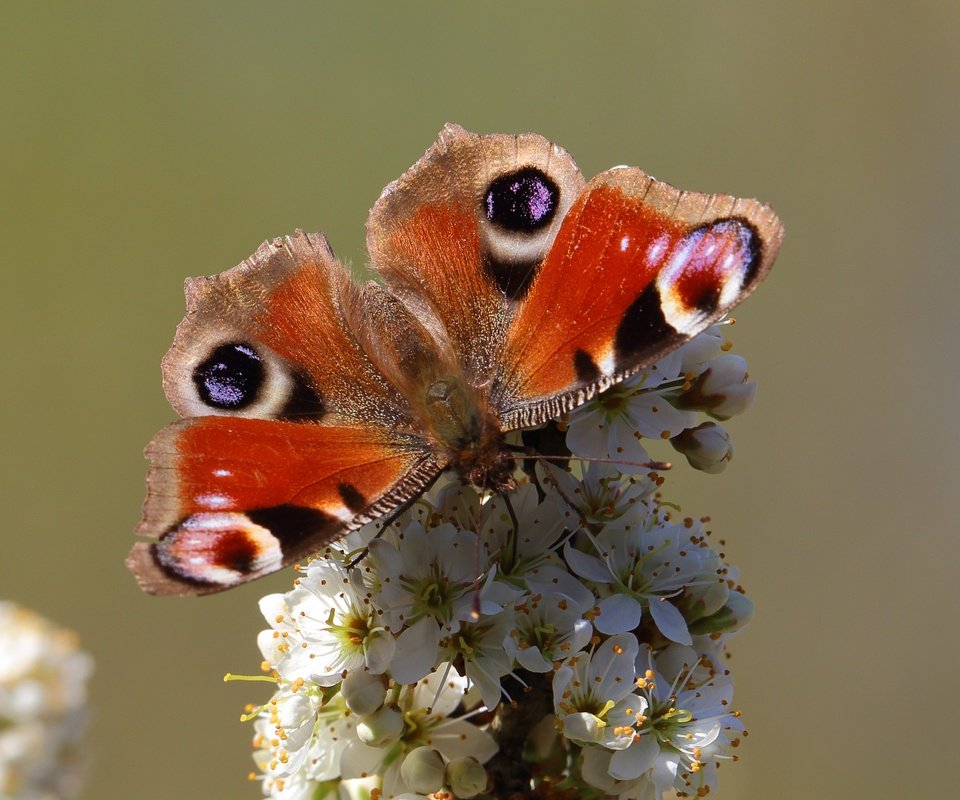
[182,337,327,422]
[154,512,281,587]
[193,342,264,410]
[153,505,337,588]
[479,165,577,301]
[484,167,559,232]
[656,218,761,334]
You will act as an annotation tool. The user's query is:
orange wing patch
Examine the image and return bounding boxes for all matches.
[129,417,437,595]
[498,170,782,424]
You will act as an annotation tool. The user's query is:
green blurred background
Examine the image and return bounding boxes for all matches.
[2,2,957,797]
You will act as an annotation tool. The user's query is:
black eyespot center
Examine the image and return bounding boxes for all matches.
[193,342,264,410]
[484,167,559,232]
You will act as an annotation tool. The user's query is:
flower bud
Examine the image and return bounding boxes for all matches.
[674,354,756,420]
[400,746,446,794]
[721,590,755,632]
[445,756,488,798]
[676,551,729,624]
[671,422,734,474]
[355,704,403,747]
[363,627,396,674]
[689,591,754,635]
[340,670,387,717]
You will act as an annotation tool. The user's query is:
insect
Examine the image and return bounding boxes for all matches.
[128,124,783,595]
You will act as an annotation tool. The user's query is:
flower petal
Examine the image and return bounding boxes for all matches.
[389,618,440,685]
[609,733,659,780]
[647,597,692,645]
[594,594,642,635]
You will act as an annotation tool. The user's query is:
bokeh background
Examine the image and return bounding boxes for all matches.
[2,2,957,798]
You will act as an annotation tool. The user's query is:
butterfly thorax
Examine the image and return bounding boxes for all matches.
[423,376,516,492]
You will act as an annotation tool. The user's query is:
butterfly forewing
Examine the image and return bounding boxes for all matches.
[366,123,585,383]
[495,167,783,428]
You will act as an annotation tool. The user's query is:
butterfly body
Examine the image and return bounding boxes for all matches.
[129,124,783,596]
[345,279,516,489]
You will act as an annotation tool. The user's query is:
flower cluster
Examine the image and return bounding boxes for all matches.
[0,602,93,800]
[249,324,756,799]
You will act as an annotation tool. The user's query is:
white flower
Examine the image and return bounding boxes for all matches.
[586,646,744,798]
[541,462,657,529]
[253,681,357,795]
[505,592,593,673]
[472,482,566,588]
[339,666,496,800]
[552,633,647,750]
[0,602,92,800]
[439,610,514,710]
[370,521,488,630]
[565,362,695,470]
[368,521,498,685]
[428,480,585,611]
[565,515,705,645]
[259,559,395,686]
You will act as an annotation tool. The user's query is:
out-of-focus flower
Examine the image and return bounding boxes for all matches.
[0,602,93,800]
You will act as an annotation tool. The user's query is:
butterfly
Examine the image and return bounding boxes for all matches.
[127,124,783,596]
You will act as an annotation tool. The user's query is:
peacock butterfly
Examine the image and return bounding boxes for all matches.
[128,124,783,595]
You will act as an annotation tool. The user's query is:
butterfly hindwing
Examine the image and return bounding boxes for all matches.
[129,417,438,595]
[495,167,783,428]
[133,229,446,595]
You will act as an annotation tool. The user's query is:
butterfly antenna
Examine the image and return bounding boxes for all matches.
[500,489,521,569]
[469,478,488,621]
[505,444,671,472]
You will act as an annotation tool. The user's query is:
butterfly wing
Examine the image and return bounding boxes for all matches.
[129,417,437,595]
[161,229,414,427]
[366,123,586,383]
[132,230,441,595]
[494,167,784,428]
